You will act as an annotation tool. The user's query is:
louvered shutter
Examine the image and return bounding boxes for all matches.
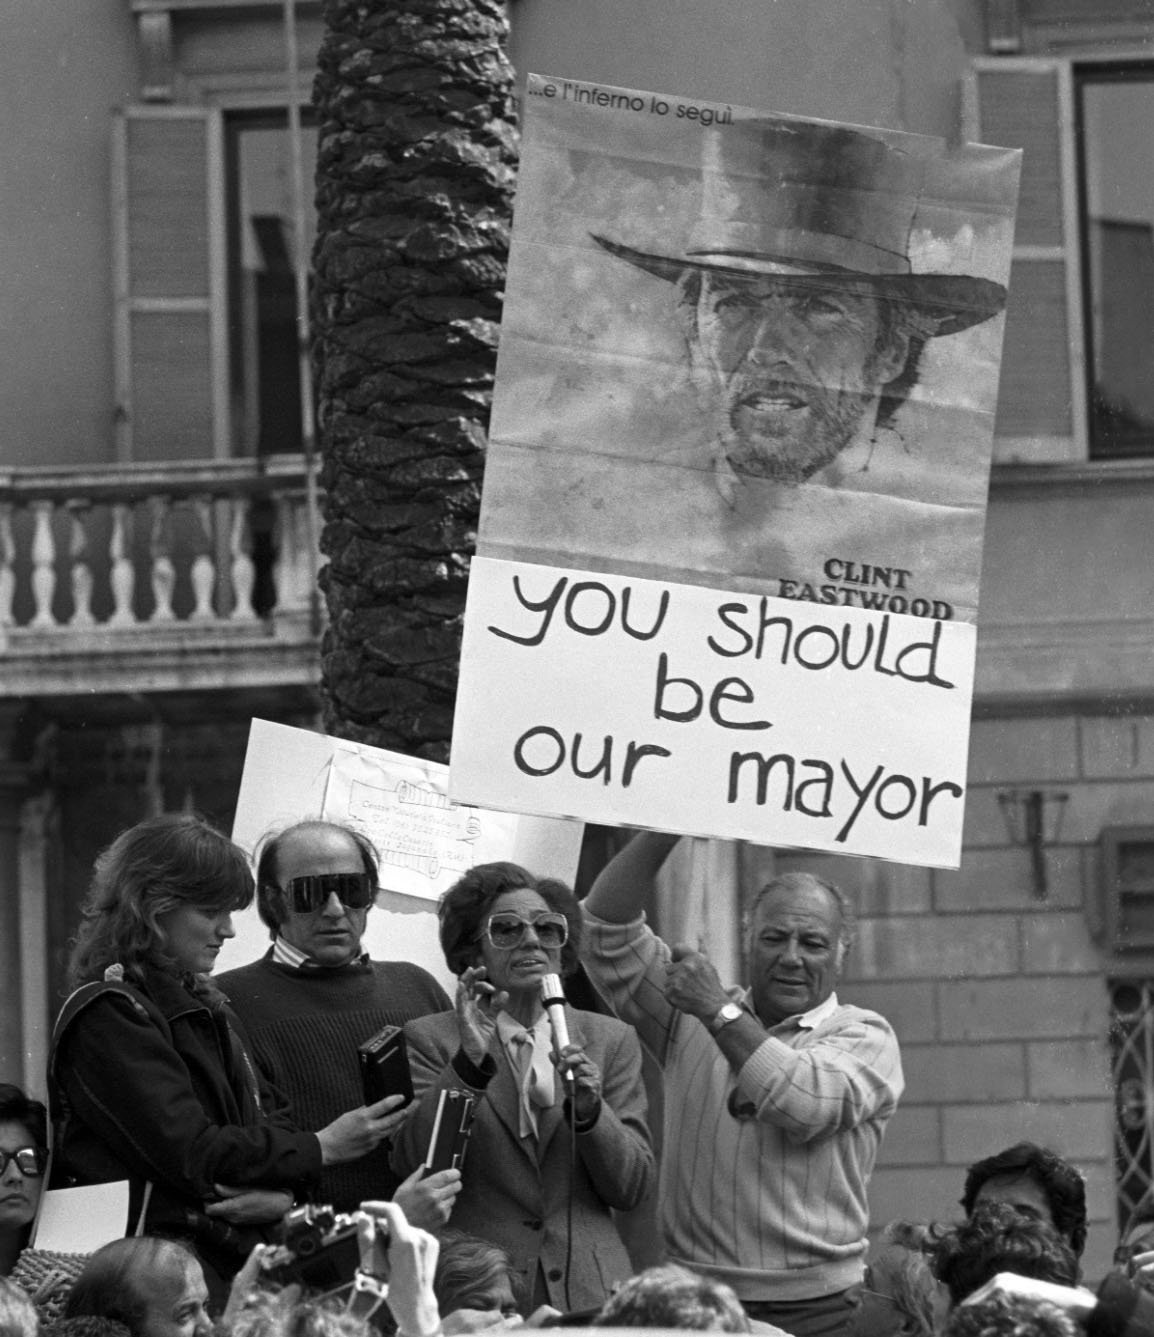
[112,105,228,461]
[967,59,1087,463]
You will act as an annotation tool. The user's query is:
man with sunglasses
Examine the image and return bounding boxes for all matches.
[218,821,452,1217]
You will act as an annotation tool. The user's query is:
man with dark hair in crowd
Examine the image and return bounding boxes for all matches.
[962,1144,1088,1265]
[930,1203,1080,1309]
[218,820,455,1220]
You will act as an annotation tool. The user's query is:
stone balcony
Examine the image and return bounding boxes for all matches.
[0,454,323,698]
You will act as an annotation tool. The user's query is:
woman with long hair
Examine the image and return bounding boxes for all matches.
[50,813,405,1300]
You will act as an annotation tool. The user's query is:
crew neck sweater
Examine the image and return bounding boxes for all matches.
[218,953,450,1212]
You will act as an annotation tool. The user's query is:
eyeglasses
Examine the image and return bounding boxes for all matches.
[482,912,569,951]
[283,872,376,914]
[0,1146,45,1178]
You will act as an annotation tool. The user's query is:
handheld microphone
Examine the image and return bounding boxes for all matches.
[541,973,571,1056]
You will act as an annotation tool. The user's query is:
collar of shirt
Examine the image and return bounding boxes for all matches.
[495,1009,553,1064]
[736,988,840,1030]
[271,936,371,973]
[495,1010,556,1133]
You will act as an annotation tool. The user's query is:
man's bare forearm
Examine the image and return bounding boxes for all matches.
[583,830,681,922]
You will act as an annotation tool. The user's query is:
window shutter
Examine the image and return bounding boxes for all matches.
[112,106,228,462]
[967,59,1087,463]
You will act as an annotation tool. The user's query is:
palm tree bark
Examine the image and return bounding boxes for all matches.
[312,0,517,759]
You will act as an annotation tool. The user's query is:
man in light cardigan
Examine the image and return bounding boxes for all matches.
[581,830,903,1337]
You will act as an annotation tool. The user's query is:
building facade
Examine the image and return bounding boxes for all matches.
[3,0,1154,1284]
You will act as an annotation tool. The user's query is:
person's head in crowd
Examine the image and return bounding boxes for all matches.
[438,862,583,987]
[592,1264,751,1331]
[226,1289,371,1337]
[63,1237,211,1337]
[742,871,855,1025]
[66,814,253,990]
[962,1145,1087,1262]
[930,1203,1079,1309]
[254,821,380,969]
[43,1320,132,1337]
[432,1231,520,1320]
[944,1289,1081,1337]
[0,1275,39,1337]
[850,1220,941,1337]
[0,1085,48,1277]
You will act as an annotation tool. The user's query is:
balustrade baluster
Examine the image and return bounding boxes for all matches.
[30,501,58,629]
[229,495,257,621]
[148,495,176,622]
[107,502,136,627]
[67,504,95,628]
[0,504,15,628]
[274,494,305,613]
[189,496,216,620]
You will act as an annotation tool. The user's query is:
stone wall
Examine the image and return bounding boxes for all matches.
[779,711,1146,1283]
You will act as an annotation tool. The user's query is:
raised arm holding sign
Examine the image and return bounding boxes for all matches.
[581,829,903,1337]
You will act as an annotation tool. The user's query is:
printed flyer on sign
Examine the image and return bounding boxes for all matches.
[451,77,1020,867]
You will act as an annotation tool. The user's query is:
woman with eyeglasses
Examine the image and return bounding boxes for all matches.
[391,861,654,1318]
[49,813,407,1301]
[0,1084,47,1276]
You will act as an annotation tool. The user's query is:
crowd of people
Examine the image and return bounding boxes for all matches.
[3,813,1154,1337]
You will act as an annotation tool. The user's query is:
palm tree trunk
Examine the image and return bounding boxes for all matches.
[312,0,517,759]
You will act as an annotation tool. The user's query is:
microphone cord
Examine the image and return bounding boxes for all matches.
[542,976,576,1314]
[565,1080,575,1313]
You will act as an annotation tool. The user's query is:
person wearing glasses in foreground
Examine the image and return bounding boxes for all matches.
[0,1084,47,1276]
[391,861,655,1316]
[50,814,405,1301]
[218,820,456,1223]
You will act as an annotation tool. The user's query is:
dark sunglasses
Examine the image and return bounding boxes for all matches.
[0,1146,45,1177]
[283,872,376,913]
[482,912,569,951]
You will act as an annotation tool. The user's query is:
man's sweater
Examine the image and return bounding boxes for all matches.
[218,952,450,1212]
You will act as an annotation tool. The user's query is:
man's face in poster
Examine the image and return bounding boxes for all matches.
[683,270,913,484]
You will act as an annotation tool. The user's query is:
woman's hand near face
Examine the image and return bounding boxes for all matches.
[455,967,508,1066]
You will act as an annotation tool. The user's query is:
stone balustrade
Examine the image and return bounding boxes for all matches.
[0,454,324,696]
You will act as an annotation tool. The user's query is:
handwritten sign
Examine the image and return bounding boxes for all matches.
[450,557,974,868]
[452,78,1017,866]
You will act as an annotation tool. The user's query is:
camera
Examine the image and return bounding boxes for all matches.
[260,1204,382,1296]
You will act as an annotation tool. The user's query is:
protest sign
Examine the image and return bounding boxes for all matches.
[452,557,974,868]
[218,718,582,983]
[449,77,1018,868]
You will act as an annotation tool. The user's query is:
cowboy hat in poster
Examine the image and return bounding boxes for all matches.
[449,78,1020,867]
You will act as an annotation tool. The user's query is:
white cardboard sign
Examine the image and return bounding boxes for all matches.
[218,719,583,984]
[450,557,974,868]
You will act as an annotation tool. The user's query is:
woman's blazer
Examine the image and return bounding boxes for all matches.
[392,1004,654,1313]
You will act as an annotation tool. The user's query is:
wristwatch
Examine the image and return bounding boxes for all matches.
[708,1002,743,1034]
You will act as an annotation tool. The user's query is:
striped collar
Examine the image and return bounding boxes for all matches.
[741,988,840,1030]
[271,936,370,972]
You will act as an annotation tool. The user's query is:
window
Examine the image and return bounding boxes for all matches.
[113,103,316,462]
[226,109,317,456]
[970,56,1154,466]
[1077,66,1154,460]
